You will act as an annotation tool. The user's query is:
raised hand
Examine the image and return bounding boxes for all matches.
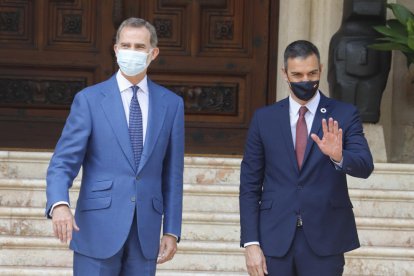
[311,117,343,162]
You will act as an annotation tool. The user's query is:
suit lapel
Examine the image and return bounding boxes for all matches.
[302,93,331,168]
[100,75,136,172]
[137,79,167,174]
[277,99,299,174]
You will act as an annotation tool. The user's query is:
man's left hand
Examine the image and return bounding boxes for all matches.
[157,235,177,264]
[311,117,343,162]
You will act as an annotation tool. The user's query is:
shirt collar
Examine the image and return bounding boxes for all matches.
[289,91,321,116]
[116,70,149,95]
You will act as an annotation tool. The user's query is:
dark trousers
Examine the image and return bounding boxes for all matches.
[73,213,156,276]
[265,227,344,276]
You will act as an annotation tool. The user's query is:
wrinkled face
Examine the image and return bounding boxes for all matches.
[114,26,157,56]
[283,54,321,83]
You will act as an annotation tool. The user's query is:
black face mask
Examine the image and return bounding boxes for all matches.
[288,80,319,101]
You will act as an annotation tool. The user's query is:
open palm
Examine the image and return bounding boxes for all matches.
[311,118,343,162]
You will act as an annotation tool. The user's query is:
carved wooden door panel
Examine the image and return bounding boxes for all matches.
[123,0,278,155]
[0,0,278,155]
[0,0,115,149]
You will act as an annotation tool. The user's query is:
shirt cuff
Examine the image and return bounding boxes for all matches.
[331,157,343,169]
[49,201,70,217]
[164,233,178,241]
[244,241,260,247]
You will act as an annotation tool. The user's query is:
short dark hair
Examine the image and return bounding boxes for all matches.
[116,17,158,48]
[283,40,320,69]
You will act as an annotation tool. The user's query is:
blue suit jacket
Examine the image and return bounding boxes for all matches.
[46,75,184,260]
[239,93,373,257]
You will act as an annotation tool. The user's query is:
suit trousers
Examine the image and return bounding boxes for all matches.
[265,227,344,276]
[73,211,156,276]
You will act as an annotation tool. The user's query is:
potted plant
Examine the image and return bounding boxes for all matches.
[370,3,414,67]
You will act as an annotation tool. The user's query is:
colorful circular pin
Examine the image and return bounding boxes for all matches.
[320,108,327,113]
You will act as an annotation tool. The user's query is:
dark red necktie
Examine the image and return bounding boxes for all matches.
[296,106,308,170]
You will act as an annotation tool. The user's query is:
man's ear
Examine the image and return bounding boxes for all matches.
[319,64,323,73]
[281,67,288,81]
[151,47,160,60]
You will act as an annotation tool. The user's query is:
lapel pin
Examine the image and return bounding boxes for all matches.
[320,108,327,113]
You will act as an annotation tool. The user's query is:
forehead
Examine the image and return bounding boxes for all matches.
[118,26,151,44]
[286,54,319,72]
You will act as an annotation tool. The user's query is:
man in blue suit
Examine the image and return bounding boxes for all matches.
[239,40,373,276]
[46,17,184,275]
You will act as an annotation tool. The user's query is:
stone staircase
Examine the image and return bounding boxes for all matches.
[0,151,413,275]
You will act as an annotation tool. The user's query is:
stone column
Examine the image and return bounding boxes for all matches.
[276,0,390,162]
[276,0,343,101]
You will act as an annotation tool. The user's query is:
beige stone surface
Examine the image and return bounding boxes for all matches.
[1,152,413,275]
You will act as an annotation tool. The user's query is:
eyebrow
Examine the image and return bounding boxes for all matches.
[120,42,147,47]
[290,69,319,75]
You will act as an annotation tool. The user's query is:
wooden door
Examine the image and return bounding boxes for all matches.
[0,0,278,155]
[0,0,115,149]
[123,0,278,155]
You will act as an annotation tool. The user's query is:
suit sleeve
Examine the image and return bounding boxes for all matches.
[340,106,374,178]
[239,112,265,246]
[161,98,184,241]
[45,92,92,218]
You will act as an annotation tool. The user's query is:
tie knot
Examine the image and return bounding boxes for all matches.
[131,85,138,97]
[299,106,308,117]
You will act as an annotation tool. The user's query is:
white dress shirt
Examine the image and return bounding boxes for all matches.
[117,70,149,143]
[289,91,320,145]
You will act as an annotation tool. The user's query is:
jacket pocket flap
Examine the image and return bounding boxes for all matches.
[91,180,113,192]
[79,197,112,211]
[152,198,164,214]
[260,200,273,210]
[330,198,353,208]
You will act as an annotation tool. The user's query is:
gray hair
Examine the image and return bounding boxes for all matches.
[115,17,158,48]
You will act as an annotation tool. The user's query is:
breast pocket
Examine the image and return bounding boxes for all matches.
[260,200,273,211]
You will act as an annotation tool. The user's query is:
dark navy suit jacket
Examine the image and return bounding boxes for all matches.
[46,75,184,260]
[239,93,373,257]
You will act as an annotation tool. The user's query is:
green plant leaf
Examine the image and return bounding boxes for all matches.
[408,36,414,50]
[408,18,414,33]
[387,19,408,36]
[369,42,411,52]
[388,3,414,25]
[373,25,407,42]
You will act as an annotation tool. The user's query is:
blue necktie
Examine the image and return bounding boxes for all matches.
[129,85,143,169]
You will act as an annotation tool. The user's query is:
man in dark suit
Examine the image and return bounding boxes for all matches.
[46,18,184,275]
[239,40,373,276]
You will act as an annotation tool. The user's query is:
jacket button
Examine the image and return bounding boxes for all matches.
[131,196,136,202]
[136,176,140,180]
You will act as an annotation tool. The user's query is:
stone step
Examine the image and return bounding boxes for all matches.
[1,151,413,276]
[0,152,242,185]
[0,266,248,276]
[2,151,414,188]
[0,235,245,272]
[1,235,413,275]
[1,178,414,220]
[1,206,413,249]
